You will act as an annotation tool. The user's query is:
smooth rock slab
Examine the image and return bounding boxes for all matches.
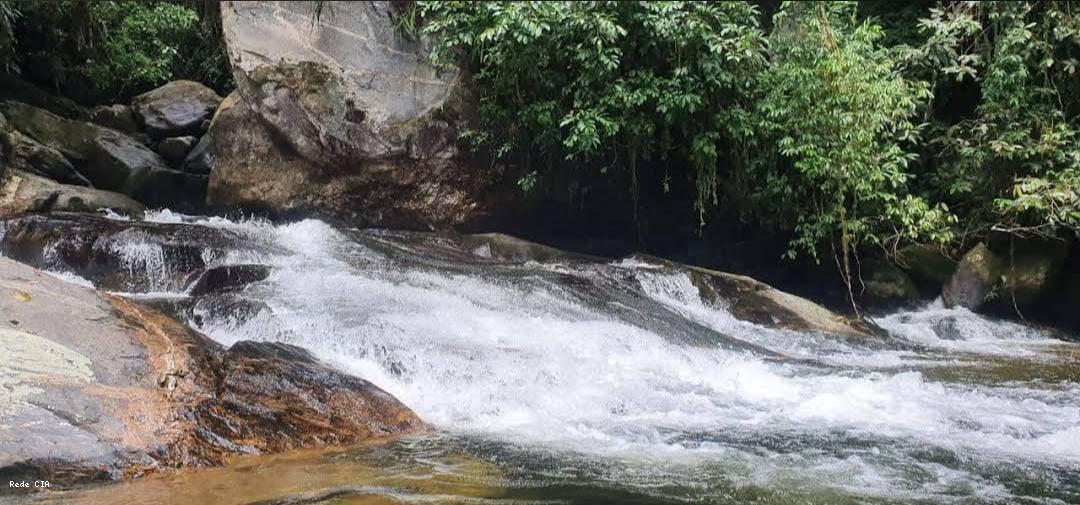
[0,256,423,490]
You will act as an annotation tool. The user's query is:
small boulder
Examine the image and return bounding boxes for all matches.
[88,104,139,134]
[156,136,198,166]
[181,134,214,174]
[131,80,223,138]
[943,243,1001,310]
[186,264,271,296]
[0,171,144,219]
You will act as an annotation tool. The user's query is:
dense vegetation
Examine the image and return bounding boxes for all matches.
[417,0,1080,302]
[0,0,1077,308]
[0,0,229,103]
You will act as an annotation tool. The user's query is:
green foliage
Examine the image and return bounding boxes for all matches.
[84,1,197,98]
[751,2,953,266]
[908,1,1080,238]
[418,1,765,222]
[7,0,231,103]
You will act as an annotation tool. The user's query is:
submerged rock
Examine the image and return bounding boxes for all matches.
[211,1,508,230]
[131,80,222,138]
[0,172,144,219]
[0,256,423,489]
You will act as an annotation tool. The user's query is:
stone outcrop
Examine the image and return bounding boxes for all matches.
[0,256,423,489]
[0,100,206,208]
[0,172,144,219]
[210,1,507,230]
[131,80,222,139]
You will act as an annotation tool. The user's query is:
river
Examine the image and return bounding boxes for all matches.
[19,211,1080,504]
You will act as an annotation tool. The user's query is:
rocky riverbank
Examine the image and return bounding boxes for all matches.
[0,253,423,493]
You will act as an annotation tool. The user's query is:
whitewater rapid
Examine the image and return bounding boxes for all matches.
[34,211,1080,502]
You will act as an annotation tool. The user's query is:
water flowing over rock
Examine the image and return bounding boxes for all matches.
[2,211,1078,504]
[211,1,507,230]
[0,255,423,489]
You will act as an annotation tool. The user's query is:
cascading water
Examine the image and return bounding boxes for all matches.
[24,212,1080,504]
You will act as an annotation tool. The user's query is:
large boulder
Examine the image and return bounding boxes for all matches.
[211,1,507,230]
[0,172,144,219]
[0,256,423,489]
[131,80,222,138]
[6,129,91,185]
[0,100,206,208]
[942,243,1001,310]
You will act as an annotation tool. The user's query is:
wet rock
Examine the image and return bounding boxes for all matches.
[156,136,198,166]
[131,80,223,138]
[0,172,144,219]
[88,104,140,134]
[0,256,422,489]
[211,2,508,230]
[182,134,213,174]
[0,100,205,208]
[186,264,271,296]
[0,212,253,292]
[943,243,1000,310]
[6,129,91,185]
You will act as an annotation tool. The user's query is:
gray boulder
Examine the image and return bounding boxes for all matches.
[0,100,205,208]
[88,104,140,134]
[0,171,145,219]
[6,129,91,185]
[212,1,506,229]
[156,135,198,165]
[131,80,223,138]
[861,260,918,304]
